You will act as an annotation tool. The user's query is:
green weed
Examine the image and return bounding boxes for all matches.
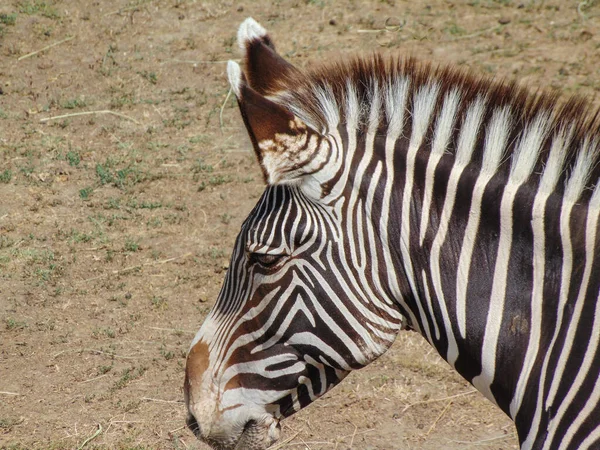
[138,70,157,84]
[112,366,147,391]
[0,13,17,26]
[66,150,80,166]
[79,187,93,200]
[124,238,140,252]
[5,317,27,330]
[0,170,12,183]
[61,97,87,110]
[17,0,59,18]
[151,295,167,309]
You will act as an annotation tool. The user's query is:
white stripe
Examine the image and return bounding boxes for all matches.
[456,106,511,338]
[509,129,568,419]
[419,89,461,246]
[472,112,548,404]
[430,96,486,366]
[381,77,419,329]
[400,83,440,343]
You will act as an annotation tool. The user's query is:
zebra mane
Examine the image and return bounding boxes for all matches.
[272,54,600,204]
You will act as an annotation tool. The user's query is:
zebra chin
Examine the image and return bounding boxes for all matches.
[186,410,281,450]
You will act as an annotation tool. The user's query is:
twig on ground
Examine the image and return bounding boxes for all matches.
[79,374,108,384]
[77,424,102,450]
[449,433,515,445]
[80,252,192,283]
[447,25,503,42]
[103,0,158,16]
[147,326,195,334]
[348,422,358,448]
[53,348,146,359]
[399,389,477,414]
[266,432,300,449]
[18,36,75,61]
[425,400,453,436]
[220,88,233,134]
[160,59,237,65]
[0,391,21,396]
[40,110,140,125]
[140,397,184,404]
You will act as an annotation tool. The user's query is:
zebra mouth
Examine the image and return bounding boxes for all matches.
[192,416,281,450]
[233,418,281,450]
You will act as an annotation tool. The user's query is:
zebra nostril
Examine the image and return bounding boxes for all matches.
[186,412,201,437]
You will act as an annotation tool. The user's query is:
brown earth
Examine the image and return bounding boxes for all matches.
[1,0,599,449]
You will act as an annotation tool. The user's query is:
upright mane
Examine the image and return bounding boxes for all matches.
[269,55,600,204]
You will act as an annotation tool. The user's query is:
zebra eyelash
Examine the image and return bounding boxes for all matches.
[247,252,288,269]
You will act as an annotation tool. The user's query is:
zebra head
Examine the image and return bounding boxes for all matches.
[184,18,407,449]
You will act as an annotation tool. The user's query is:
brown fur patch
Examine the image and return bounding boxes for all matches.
[185,341,210,402]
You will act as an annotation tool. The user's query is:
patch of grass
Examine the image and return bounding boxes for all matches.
[66,150,80,166]
[96,161,115,185]
[192,158,214,174]
[445,23,466,36]
[151,295,167,309]
[0,13,17,26]
[61,97,87,110]
[163,106,192,130]
[124,238,140,252]
[98,364,113,375]
[127,199,162,209]
[104,327,116,338]
[208,247,225,260]
[68,229,94,243]
[208,175,233,186]
[111,366,147,391]
[146,217,162,228]
[160,345,175,360]
[95,159,154,189]
[0,169,12,183]
[17,0,59,18]
[79,187,93,200]
[34,263,61,283]
[220,213,232,225]
[0,417,22,431]
[5,317,28,330]
[138,70,157,84]
[12,248,55,264]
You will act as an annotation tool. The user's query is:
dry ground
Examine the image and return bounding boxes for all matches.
[1,0,599,449]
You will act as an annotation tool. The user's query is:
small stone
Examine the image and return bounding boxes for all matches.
[125,292,132,300]
[498,17,511,25]
[237,6,244,12]
[329,18,336,26]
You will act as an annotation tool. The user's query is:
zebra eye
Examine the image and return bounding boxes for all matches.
[248,252,286,268]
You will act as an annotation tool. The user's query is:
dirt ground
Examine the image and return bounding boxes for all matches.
[1,0,599,449]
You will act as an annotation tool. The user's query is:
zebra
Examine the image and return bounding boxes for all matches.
[184,17,600,450]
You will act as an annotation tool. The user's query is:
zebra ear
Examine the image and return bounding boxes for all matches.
[227,61,324,185]
[237,17,300,95]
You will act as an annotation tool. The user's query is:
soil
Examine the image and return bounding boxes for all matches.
[1,0,598,449]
